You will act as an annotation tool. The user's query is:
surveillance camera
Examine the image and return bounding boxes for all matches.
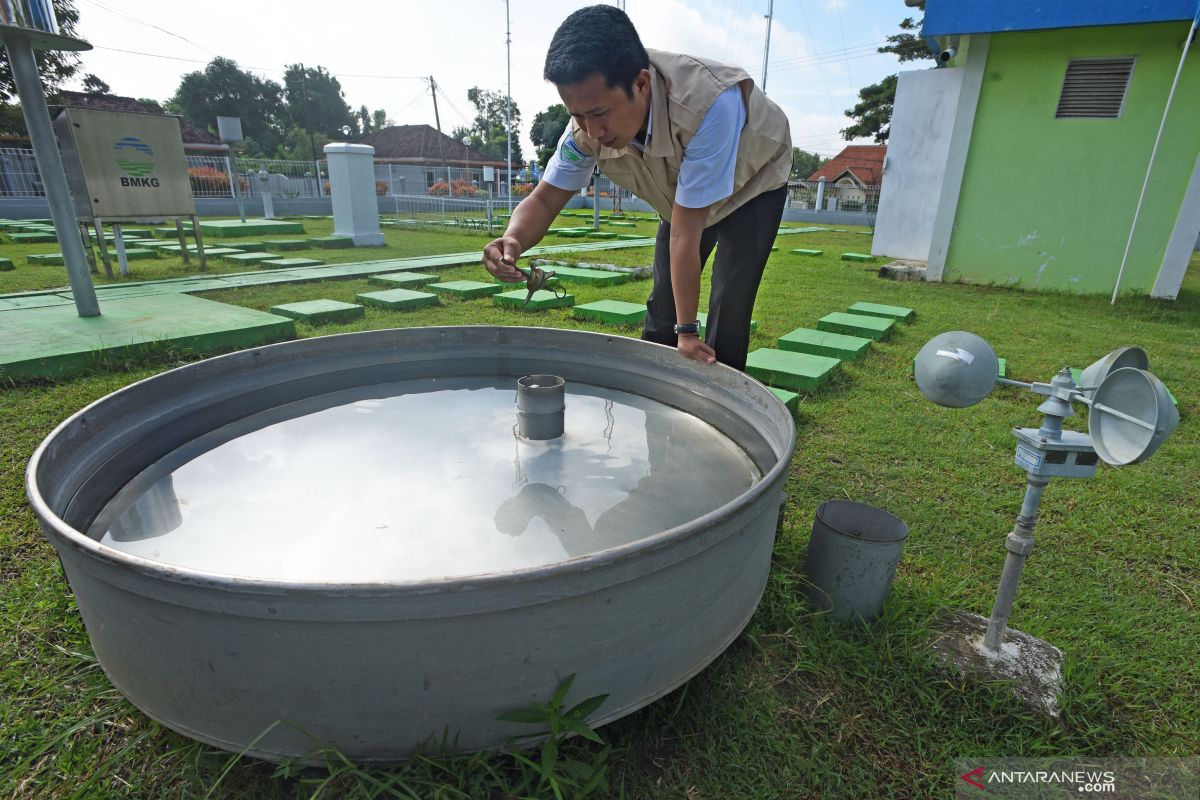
[939,47,957,63]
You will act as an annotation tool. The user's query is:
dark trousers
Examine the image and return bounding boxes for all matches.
[641,184,787,371]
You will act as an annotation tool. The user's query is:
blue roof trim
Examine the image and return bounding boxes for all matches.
[924,0,1200,38]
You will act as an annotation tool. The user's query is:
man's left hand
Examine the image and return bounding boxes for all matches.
[677,335,716,365]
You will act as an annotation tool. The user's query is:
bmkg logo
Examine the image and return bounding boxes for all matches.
[113,137,159,186]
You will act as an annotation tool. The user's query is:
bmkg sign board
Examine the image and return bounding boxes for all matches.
[54,108,196,220]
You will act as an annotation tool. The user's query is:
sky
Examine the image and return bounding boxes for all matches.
[66,0,926,160]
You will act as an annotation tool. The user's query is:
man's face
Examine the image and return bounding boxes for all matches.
[557,69,651,150]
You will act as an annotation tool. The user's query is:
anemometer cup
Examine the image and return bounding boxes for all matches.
[914,331,999,408]
[1088,368,1179,466]
[1078,346,1148,398]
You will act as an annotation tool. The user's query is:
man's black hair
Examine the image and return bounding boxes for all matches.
[543,5,649,96]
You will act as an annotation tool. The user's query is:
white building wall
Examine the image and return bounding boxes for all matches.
[872,68,964,262]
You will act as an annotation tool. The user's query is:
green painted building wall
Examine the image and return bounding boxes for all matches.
[945,23,1200,294]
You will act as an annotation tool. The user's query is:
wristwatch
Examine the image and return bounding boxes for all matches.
[673,321,701,336]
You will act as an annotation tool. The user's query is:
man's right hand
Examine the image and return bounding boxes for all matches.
[483,236,526,282]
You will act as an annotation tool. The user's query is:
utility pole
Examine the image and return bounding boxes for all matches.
[505,0,513,213]
[761,0,774,93]
[299,63,318,161]
[429,76,452,192]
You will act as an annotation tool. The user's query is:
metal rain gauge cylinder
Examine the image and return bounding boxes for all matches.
[915,331,1179,715]
[26,327,797,763]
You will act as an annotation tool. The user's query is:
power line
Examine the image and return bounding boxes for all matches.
[80,0,215,56]
[771,41,888,68]
[795,0,837,116]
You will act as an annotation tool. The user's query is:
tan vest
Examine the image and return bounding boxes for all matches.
[569,48,792,227]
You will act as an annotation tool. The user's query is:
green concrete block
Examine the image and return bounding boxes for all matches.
[573,299,646,326]
[356,288,440,310]
[117,227,152,238]
[27,253,64,265]
[791,248,823,256]
[270,299,364,324]
[546,265,628,286]
[369,272,441,288]
[262,239,310,251]
[222,241,268,252]
[118,248,159,260]
[609,221,637,228]
[770,246,779,252]
[221,252,282,265]
[547,226,575,233]
[848,301,914,321]
[589,231,618,239]
[8,232,58,243]
[0,257,13,271]
[746,348,841,392]
[841,252,875,262]
[198,219,306,237]
[998,357,1007,378]
[307,236,353,249]
[0,293,294,382]
[817,311,894,340]
[778,327,871,361]
[770,387,800,412]
[494,289,576,310]
[154,225,191,237]
[830,229,848,233]
[696,311,756,337]
[428,280,504,299]
[262,257,325,268]
[617,233,644,240]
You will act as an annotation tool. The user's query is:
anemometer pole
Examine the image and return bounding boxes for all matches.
[983,368,1074,652]
[6,33,99,317]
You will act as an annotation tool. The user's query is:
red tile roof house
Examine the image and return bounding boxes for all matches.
[806,145,886,212]
[361,125,506,194]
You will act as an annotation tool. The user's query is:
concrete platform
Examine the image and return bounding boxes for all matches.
[494,289,575,310]
[848,301,914,321]
[0,257,13,271]
[817,311,894,340]
[616,234,645,240]
[554,230,588,238]
[114,248,159,260]
[697,311,757,337]
[0,293,295,382]
[609,221,637,228]
[841,252,875,262]
[27,253,66,265]
[589,231,618,239]
[746,348,842,393]
[198,219,305,237]
[157,246,245,257]
[7,232,57,243]
[222,252,282,265]
[778,327,872,361]
[222,241,268,252]
[548,265,629,286]
[791,248,823,256]
[573,299,646,326]
[263,258,324,268]
[428,280,504,299]
[770,387,800,412]
[308,236,353,249]
[270,299,364,324]
[356,288,439,310]
[369,272,440,288]
[262,239,309,251]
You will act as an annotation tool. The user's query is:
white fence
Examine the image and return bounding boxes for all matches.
[788,178,881,213]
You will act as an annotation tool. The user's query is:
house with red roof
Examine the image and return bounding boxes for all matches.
[806,145,886,211]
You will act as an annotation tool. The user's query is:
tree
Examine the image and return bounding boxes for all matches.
[0,0,81,103]
[171,57,289,156]
[282,64,354,141]
[790,148,827,180]
[841,16,935,143]
[530,103,570,169]
[81,73,110,95]
[462,87,523,164]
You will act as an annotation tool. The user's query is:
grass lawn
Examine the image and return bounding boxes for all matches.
[1,219,1197,799]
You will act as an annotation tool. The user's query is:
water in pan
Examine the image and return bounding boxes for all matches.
[89,377,762,582]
